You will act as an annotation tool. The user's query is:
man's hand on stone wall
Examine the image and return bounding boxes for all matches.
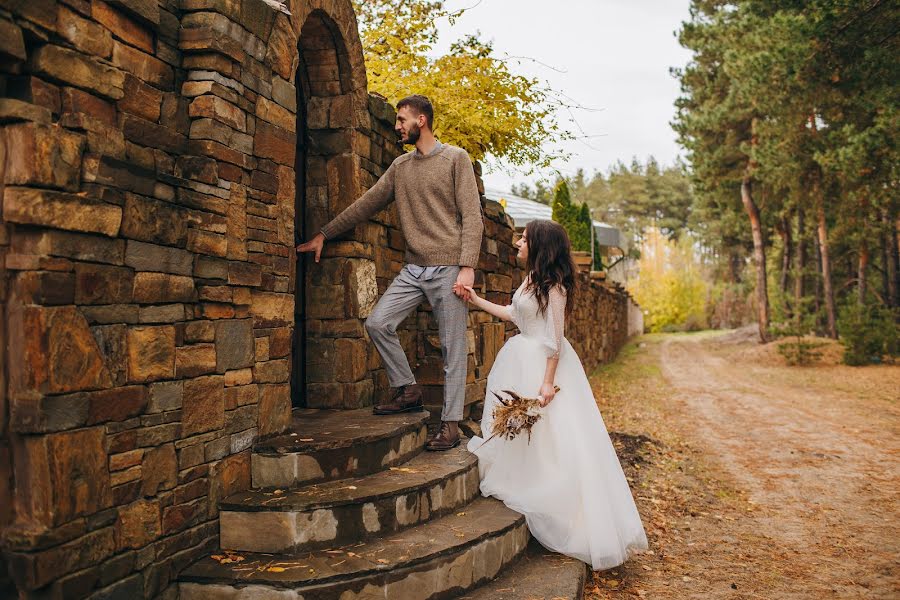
[296,232,325,263]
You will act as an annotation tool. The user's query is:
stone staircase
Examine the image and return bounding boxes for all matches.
[178,408,586,599]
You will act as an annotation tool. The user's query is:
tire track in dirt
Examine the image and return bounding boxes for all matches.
[657,335,900,598]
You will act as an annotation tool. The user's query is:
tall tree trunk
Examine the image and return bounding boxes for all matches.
[778,213,792,317]
[814,230,823,328]
[858,239,869,305]
[794,206,806,320]
[888,210,899,307]
[857,193,869,305]
[815,182,838,338]
[742,174,770,342]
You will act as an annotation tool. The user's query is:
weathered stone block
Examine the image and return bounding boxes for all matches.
[228,261,262,286]
[115,499,161,550]
[307,285,345,319]
[11,271,75,306]
[182,375,224,435]
[112,41,173,90]
[208,450,250,508]
[161,499,203,535]
[224,383,256,411]
[189,94,246,131]
[256,95,294,132]
[252,358,289,384]
[175,343,217,378]
[0,18,26,61]
[139,303,187,323]
[110,449,144,472]
[147,381,182,413]
[75,263,134,304]
[263,329,289,361]
[133,272,196,304]
[4,187,122,237]
[119,73,162,121]
[29,44,125,100]
[48,428,112,524]
[5,76,60,116]
[254,120,295,165]
[9,306,113,398]
[121,113,186,153]
[58,4,113,58]
[271,76,296,113]
[7,527,115,590]
[223,368,253,387]
[10,229,123,267]
[346,258,378,318]
[125,240,193,275]
[334,338,367,382]
[87,385,148,424]
[61,87,116,126]
[121,193,188,246]
[184,320,215,343]
[187,228,228,257]
[215,319,254,372]
[0,97,52,124]
[4,123,84,191]
[174,156,218,184]
[92,0,155,53]
[126,325,175,383]
[141,443,177,496]
[9,393,89,433]
[190,117,253,154]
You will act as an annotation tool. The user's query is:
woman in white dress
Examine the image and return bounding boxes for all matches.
[463,219,648,571]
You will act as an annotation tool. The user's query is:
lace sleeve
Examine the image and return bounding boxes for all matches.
[540,286,566,358]
[504,302,519,327]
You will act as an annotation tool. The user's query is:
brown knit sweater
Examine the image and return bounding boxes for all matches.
[319,143,484,267]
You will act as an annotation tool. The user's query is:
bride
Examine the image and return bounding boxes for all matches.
[462,219,648,571]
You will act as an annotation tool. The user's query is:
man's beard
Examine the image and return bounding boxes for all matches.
[403,122,421,145]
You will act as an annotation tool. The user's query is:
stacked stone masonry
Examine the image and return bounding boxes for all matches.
[0,0,636,597]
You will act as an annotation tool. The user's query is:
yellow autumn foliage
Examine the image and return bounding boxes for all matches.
[631,228,708,333]
[352,0,569,170]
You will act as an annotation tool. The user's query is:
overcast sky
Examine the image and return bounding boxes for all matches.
[434,0,694,192]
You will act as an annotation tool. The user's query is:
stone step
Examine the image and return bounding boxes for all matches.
[180,498,527,600]
[252,407,429,488]
[456,538,587,600]
[220,445,480,553]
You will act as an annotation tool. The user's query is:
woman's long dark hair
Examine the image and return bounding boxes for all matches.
[522,219,577,316]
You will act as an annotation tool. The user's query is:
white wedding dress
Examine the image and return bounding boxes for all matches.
[467,280,649,570]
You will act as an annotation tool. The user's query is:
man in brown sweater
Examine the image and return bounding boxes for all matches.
[296,95,483,450]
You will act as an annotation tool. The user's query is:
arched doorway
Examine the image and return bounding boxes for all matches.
[291,9,364,407]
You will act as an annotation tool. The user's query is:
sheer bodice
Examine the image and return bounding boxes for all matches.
[506,279,566,359]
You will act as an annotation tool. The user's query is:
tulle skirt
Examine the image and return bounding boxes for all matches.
[467,334,649,570]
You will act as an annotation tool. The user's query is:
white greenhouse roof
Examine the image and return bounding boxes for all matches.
[484,187,626,252]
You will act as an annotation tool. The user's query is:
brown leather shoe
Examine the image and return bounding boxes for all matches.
[425,421,460,451]
[373,383,424,415]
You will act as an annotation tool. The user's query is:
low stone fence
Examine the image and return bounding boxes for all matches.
[415,200,639,421]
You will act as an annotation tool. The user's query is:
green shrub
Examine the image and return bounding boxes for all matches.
[837,303,900,366]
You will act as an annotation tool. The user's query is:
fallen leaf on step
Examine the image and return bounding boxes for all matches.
[266,567,285,572]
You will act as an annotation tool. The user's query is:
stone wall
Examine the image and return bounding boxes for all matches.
[0,0,382,597]
[0,0,637,597]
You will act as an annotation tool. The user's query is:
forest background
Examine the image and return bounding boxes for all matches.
[356,0,898,364]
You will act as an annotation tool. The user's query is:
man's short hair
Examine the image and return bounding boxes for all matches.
[396,95,434,129]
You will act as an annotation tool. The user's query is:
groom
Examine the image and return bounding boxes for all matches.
[296,95,483,451]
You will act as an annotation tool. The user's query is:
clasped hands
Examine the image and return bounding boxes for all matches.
[452,266,474,301]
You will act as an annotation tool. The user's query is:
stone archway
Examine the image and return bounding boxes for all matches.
[285,2,377,408]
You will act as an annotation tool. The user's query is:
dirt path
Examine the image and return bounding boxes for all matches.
[584,331,900,599]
